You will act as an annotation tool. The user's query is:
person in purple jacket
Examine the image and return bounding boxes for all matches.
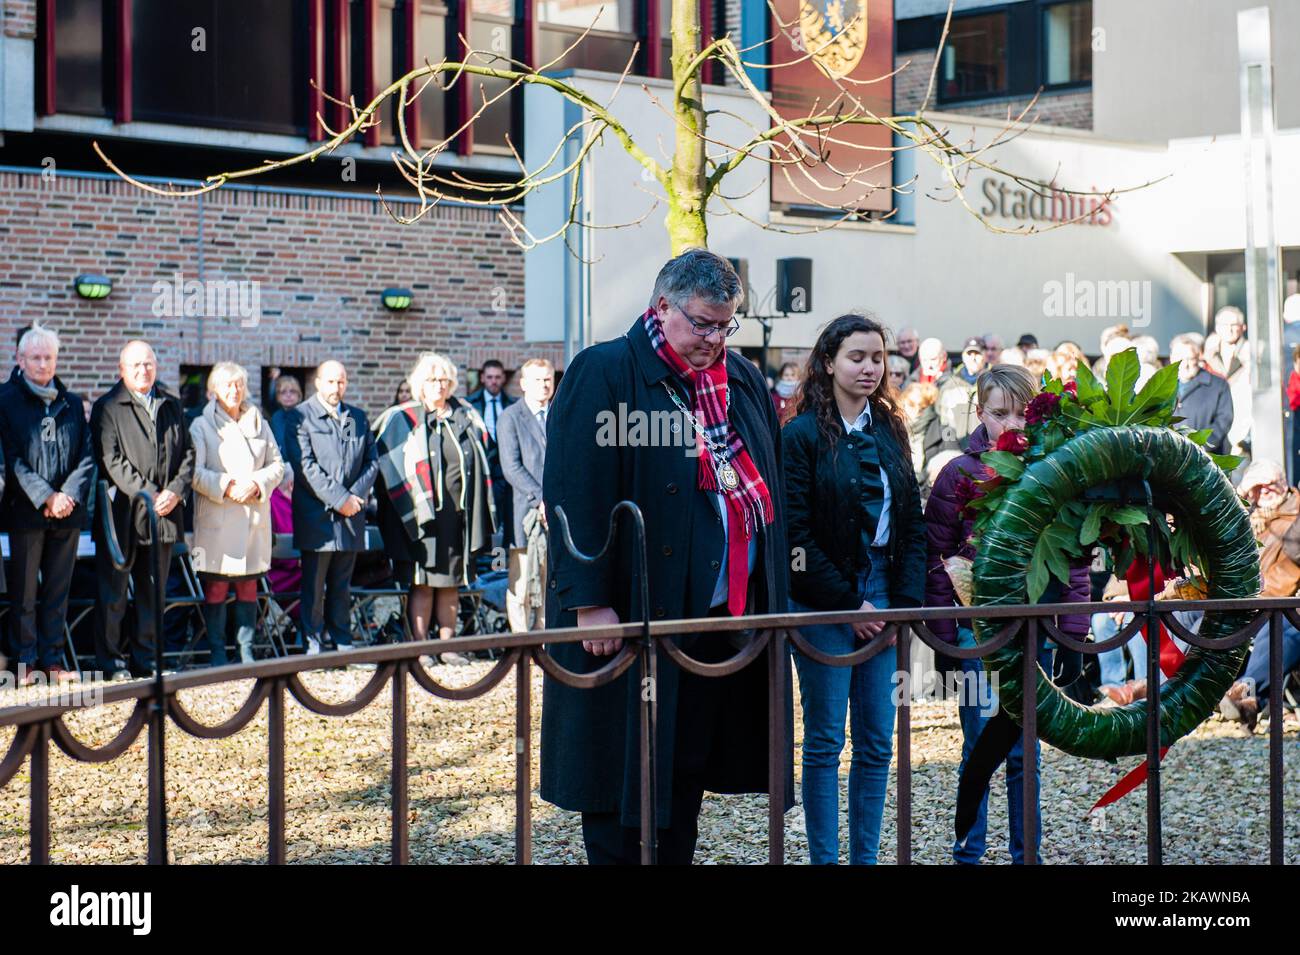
[925,364,1091,864]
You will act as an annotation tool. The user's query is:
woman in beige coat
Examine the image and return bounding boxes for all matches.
[190,362,285,665]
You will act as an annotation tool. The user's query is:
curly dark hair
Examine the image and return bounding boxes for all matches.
[794,313,911,462]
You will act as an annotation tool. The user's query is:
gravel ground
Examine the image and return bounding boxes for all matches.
[1,663,1296,864]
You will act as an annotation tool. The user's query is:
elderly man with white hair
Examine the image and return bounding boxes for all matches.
[1220,459,1300,729]
[1204,306,1254,454]
[1170,333,1234,455]
[91,339,194,679]
[0,325,94,684]
[908,337,949,387]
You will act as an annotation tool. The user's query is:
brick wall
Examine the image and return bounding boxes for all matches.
[894,49,1093,130]
[3,0,35,39]
[0,170,560,416]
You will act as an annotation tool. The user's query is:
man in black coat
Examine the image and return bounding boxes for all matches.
[468,360,516,547]
[541,249,792,864]
[91,340,194,678]
[0,326,94,685]
[1170,333,1235,454]
[281,360,378,655]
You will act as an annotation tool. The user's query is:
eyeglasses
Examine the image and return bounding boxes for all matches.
[676,305,740,341]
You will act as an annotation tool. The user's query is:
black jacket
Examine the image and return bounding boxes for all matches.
[468,386,516,474]
[540,317,793,826]
[91,380,195,546]
[1176,369,1235,454]
[283,394,379,552]
[782,408,927,611]
[0,375,95,531]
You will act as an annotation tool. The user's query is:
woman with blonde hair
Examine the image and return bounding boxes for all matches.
[190,361,285,665]
[375,352,496,665]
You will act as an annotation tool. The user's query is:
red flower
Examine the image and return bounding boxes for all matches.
[1063,380,1078,398]
[994,429,1029,454]
[953,475,980,511]
[1024,391,1062,425]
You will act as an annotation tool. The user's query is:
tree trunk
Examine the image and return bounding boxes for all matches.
[666,0,708,254]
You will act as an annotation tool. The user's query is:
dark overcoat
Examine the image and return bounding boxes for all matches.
[540,317,794,828]
[283,394,379,552]
[0,375,95,531]
[90,380,194,546]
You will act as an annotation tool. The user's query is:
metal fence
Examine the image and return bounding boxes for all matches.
[0,491,1293,864]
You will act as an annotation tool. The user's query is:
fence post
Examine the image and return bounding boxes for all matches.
[268,677,286,865]
[767,629,786,865]
[30,722,50,865]
[1269,610,1284,864]
[515,651,533,865]
[392,661,409,865]
[896,624,912,865]
[1022,618,1039,865]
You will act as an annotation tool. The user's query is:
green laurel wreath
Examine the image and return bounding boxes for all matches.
[964,353,1260,759]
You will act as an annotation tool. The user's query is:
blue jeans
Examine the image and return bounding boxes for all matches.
[1244,617,1300,699]
[791,550,895,865]
[1092,611,1148,687]
[952,626,1048,865]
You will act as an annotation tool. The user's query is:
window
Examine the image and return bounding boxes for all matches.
[537,0,632,32]
[467,0,517,152]
[1043,1,1091,87]
[536,0,637,73]
[132,0,307,135]
[658,0,722,80]
[940,12,1008,100]
[416,1,448,145]
[52,0,108,116]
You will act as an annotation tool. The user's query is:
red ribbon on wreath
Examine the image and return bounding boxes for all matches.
[1089,556,1187,812]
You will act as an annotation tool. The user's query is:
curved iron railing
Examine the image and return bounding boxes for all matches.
[0,497,1293,865]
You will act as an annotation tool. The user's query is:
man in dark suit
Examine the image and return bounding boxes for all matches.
[0,325,94,685]
[281,360,379,655]
[541,249,792,864]
[497,358,553,631]
[91,340,194,679]
[468,359,516,547]
[1170,333,1235,455]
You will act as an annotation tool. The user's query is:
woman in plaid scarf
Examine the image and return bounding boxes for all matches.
[375,352,496,665]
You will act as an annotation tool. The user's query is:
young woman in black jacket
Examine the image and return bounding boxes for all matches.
[783,313,927,864]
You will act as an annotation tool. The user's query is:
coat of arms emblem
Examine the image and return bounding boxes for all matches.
[799,0,868,78]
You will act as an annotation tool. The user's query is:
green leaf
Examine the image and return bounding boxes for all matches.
[1104,350,1141,422]
[1027,544,1049,603]
[1074,360,1105,405]
[1186,428,1212,446]
[1211,452,1243,473]
[1080,503,1107,545]
[1109,505,1150,526]
[980,450,1025,480]
[1122,361,1180,423]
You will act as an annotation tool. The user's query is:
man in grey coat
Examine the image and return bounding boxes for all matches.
[497,358,554,631]
[282,360,379,655]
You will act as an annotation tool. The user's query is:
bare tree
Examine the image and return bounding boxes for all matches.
[96,1,1157,255]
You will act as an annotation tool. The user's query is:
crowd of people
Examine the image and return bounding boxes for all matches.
[764,312,1249,510]
[0,326,555,684]
[1,250,1294,866]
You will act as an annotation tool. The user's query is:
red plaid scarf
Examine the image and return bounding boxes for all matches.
[644,307,774,615]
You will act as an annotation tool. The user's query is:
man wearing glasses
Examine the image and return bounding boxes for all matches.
[540,248,793,864]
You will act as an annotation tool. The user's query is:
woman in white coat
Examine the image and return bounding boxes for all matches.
[190,362,285,664]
